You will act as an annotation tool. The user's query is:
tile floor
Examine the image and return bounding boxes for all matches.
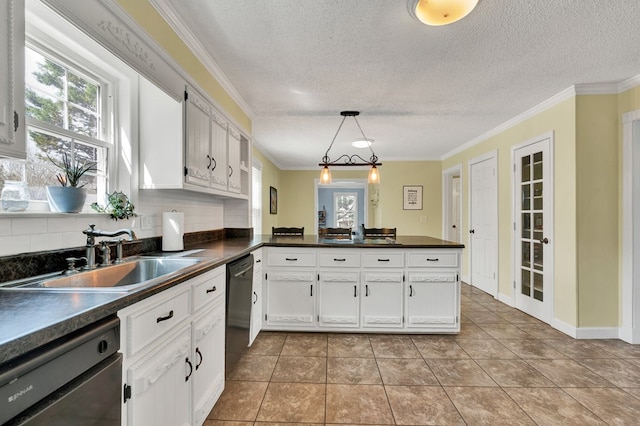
[205,283,640,425]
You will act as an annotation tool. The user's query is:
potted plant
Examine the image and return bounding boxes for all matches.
[45,153,98,213]
[91,191,137,221]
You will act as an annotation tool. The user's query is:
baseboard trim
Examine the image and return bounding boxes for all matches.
[550,318,577,338]
[575,327,620,340]
[497,292,513,306]
[461,274,470,284]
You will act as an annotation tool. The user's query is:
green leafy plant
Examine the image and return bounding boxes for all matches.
[91,191,137,221]
[47,153,98,188]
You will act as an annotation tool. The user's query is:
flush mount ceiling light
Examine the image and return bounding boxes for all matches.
[319,111,381,185]
[352,138,374,149]
[409,0,479,26]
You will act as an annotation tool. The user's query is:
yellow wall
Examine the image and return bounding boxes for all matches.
[116,0,251,133]
[575,95,619,327]
[275,163,442,236]
[442,98,578,326]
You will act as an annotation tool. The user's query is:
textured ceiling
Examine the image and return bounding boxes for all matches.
[160,0,640,169]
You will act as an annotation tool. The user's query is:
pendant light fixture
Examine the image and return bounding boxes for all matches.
[319,111,381,185]
[409,0,479,26]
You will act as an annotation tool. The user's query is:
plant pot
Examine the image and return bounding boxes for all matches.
[46,186,87,213]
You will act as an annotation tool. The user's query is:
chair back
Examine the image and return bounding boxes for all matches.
[362,226,396,239]
[272,226,304,236]
[319,227,352,238]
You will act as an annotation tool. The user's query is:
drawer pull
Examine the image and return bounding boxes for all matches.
[426,258,439,262]
[409,284,414,297]
[285,257,298,261]
[195,347,203,370]
[333,258,346,262]
[354,285,357,297]
[310,284,313,297]
[256,259,262,263]
[156,310,174,323]
[206,286,217,293]
[365,284,369,296]
[185,357,193,382]
[377,258,390,262]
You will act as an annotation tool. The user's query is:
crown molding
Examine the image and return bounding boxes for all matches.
[618,73,640,93]
[149,0,255,119]
[574,82,619,95]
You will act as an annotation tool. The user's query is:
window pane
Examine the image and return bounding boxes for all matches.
[68,71,98,113]
[25,87,64,127]
[521,155,530,182]
[69,105,98,138]
[335,193,357,230]
[25,49,65,98]
[26,130,71,200]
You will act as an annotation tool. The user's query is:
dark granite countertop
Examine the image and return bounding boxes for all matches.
[0,235,463,364]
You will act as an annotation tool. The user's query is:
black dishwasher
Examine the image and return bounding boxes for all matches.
[226,254,253,376]
[0,316,121,425]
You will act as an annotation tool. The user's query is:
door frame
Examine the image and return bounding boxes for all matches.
[467,150,499,297]
[510,131,555,323]
[621,110,640,343]
[442,164,462,242]
[314,178,368,234]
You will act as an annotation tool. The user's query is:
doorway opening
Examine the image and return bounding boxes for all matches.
[315,179,368,235]
[443,165,462,243]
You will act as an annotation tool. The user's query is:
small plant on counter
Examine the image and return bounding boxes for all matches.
[91,191,137,221]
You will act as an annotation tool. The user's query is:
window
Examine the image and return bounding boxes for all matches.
[0,39,112,208]
[252,160,263,234]
[334,192,357,231]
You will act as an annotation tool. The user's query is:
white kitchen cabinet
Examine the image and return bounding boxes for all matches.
[361,272,404,328]
[119,266,227,426]
[209,110,228,191]
[192,299,225,426]
[318,271,359,327]
[265,269,316,327]
[227,126,241,193]
[0,0,26,159]
[125,327,192,426]
[250,249,263,344]
[406,272,458,330]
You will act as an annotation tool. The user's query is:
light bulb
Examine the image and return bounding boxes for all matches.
[320,165,332,184]
[368,165,380,184]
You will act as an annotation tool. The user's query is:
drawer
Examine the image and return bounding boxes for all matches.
[406,252,458,268]
[319,252,360,268]
[123,286,190,357]
[267,250,316,267]
[362,252,404,268]
[253,248,263,268]
[192,266,226,313]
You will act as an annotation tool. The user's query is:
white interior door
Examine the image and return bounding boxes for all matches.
[469,153,498,296]
[513,136,553,323]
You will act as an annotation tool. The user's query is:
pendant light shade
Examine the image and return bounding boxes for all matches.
[319,111,382,184]
[410,0,479,26]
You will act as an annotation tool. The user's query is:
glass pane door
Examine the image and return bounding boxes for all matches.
[520,151,544,302]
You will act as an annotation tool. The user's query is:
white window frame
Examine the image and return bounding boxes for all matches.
[252,159,263,234]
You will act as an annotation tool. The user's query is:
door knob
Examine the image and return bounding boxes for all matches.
[469,229,475,234]
[540,237,549,244]
[452,225,456,228]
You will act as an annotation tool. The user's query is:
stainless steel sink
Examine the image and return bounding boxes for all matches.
[2,257,204,292]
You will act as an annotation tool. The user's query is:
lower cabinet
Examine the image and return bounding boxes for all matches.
[250,249,263,345]
[119,266,226,426]
[318,271,359,328]
[361,272,404,328]
[406,272,459,330]
[265,269,316,327]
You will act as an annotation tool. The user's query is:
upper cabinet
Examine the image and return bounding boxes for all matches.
[139,84,250,199]
[0,0,26,159]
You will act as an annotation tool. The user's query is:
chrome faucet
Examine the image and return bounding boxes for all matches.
[82,224,136,269]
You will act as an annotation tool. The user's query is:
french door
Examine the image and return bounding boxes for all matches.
[514,135,553,322]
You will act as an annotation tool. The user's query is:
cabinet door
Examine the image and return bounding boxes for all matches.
[192,301,225,426]
[125,330,192,426]
[209,109,228,191]
[0,0,25,159]
[185,90,212,188]
[227,126,241,193]
[250,250,263,344]
[265,270,316,327]
[318,271,359,328]
[361,272,404,328]
[406,272,458,330]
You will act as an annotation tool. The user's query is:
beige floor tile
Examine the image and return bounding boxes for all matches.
[328,334,374,357]
[386,385,465,425]
[479,323,535,339]
[445,386,536,425]
[476,359,556,387]
[280,333,327,357]
[247,332,286,355]
[327,357,382,384]
[456,338,518,359]
[464,309,508,324]
[498,339,567,359]
[497,310,542,324]
[622,387,640,399]
[370,335,421,358]
[412,336,470,359]
[578,358,640,387]
[271,356,326,383]
[540,339,615,358]
[453,323,493,339]
[226,355,278,381]
[515,323,572,340]
[426,359,497,386]
[203,421,253,426]
[326,384,394,424]
[256,382,325,423]
[526,359,613,387]
[504,388,606,425]
[586,339,640,358]
[208,381,268,421]
[564,387,640,425]
[376,358,439,385]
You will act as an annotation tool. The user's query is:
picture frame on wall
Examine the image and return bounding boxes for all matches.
[403,185,423,210]
[270,186,278,214]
